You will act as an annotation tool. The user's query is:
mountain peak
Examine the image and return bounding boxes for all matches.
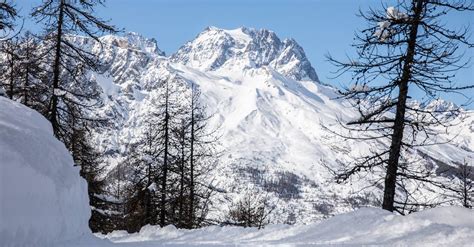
[204,26,254,35]
[171,26,319,82]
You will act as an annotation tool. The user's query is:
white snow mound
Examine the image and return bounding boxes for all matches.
[101,206,474,246]
[0,97,92,246]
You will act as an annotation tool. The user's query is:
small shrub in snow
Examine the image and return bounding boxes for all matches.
[225,192,274,229]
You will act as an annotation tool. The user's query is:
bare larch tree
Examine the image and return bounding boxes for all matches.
[31,0,116,140]
[0,0,16,33]
[327,0,473,213]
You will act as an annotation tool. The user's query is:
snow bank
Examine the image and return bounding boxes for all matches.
[0,97,93,246]
[102,206,474,246]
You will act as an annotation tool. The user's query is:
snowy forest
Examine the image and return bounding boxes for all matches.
[0,0,473,246]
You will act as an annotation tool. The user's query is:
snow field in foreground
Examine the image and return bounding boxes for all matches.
[101,206,474,246]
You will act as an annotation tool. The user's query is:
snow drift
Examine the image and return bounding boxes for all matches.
[0,97,91,246]
[101,206,474,246]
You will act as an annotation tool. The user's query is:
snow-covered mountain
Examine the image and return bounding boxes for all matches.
[171,26,319,81]
[79,27,473,223]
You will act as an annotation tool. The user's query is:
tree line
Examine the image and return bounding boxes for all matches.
[93,79,219,233]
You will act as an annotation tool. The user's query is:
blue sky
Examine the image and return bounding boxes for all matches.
[16,0,474,107]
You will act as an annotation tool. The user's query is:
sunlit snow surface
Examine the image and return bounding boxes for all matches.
[0,97,100,246]
[98,206,474,246]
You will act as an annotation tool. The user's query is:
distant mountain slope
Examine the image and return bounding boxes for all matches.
[171,27,319,81]
[73,27,473,223]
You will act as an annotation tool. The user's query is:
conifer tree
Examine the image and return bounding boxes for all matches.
[185,84,218,228]
[0,0,16,33]
[327,0,473,213]
[447,159,473,209]
[31,0,116,142]
[111,80,218,231]
[31,0,117,232]
[0,36,20,99]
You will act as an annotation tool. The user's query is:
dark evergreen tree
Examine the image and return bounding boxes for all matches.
[90,157,128,233]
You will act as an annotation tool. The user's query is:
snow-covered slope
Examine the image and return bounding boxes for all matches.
[100,206,474,246]
[0,97,93,246]
[81,27,473,223]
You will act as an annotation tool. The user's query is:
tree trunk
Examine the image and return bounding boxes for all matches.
[461,162,470,208]
[189,85,196,228]
[160,80,170,227]
[50,0,65,136]
[145,123,153,224]
[382,0,424,212]
[23,60,30,106]
[178,128,185,226]
[8,53,14,99]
